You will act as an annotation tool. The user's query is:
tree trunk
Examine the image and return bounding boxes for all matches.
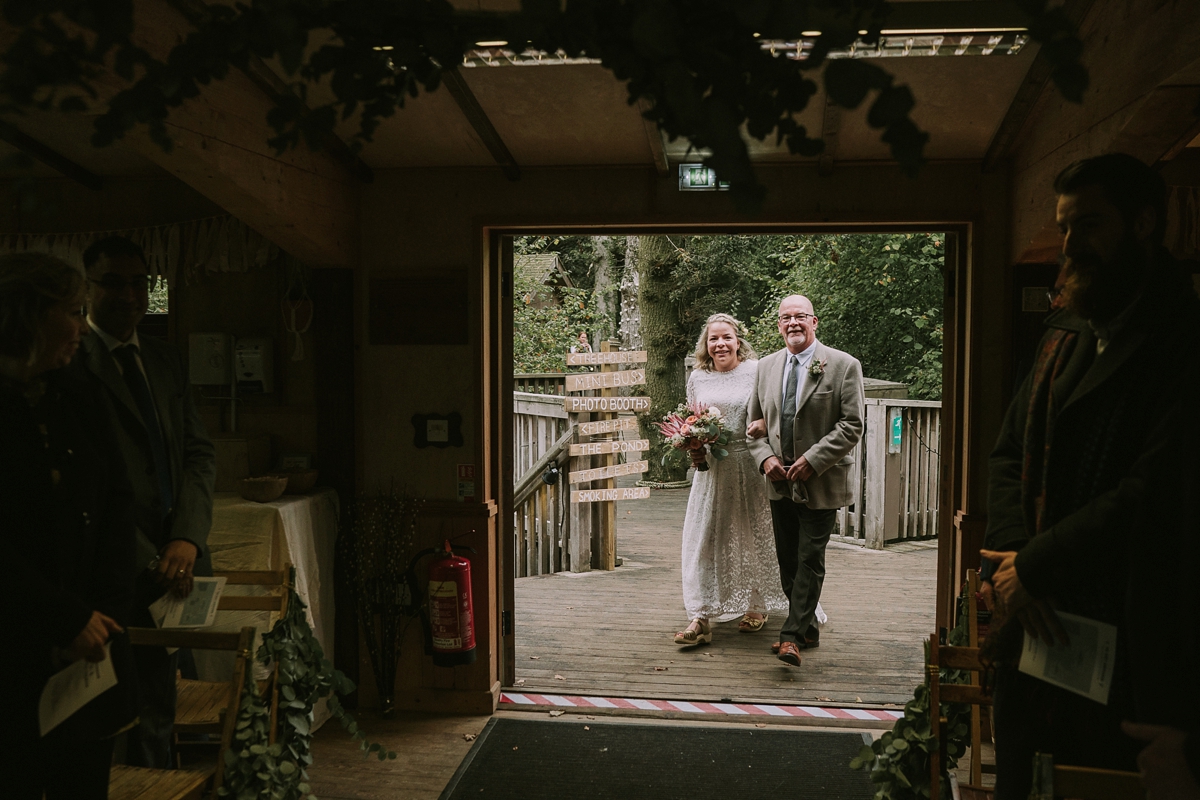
[592,235,614,347]
[619,236,642,351]
[636,235,689,483]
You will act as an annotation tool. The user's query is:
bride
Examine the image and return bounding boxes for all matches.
[673,313,826,646]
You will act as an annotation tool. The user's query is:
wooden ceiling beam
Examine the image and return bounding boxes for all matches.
[443,68,521,181]
[92,0,361,267]
[636,98,669,177]
[981,0,1097,173]
[0,120,104,190]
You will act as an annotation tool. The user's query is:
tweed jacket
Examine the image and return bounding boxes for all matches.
[747,341,865,508]
[77,330,215,578]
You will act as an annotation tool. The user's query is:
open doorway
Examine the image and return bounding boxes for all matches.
[503,231,950,708]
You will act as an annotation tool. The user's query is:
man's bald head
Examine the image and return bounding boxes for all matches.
[777,294,818,354]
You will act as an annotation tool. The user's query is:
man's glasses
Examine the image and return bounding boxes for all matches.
[778,313,814,324]
[88,275,157,292]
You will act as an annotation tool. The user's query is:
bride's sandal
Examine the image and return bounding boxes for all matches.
[673,619,712,646]
[738,613,768,632]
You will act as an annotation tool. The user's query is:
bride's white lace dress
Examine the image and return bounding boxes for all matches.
[681,359,806,622]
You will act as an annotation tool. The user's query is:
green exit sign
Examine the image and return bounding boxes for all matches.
[678,163,730,191]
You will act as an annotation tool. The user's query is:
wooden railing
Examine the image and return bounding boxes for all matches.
[836,398,942,549]
[514,373,567,395]
[513,391,572,576]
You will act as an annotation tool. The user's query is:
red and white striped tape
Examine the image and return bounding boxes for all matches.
[500,692,903,721]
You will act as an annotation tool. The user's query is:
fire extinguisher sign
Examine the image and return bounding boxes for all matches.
[429,580,467,649]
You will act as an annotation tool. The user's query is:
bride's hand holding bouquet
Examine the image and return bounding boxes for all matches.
[656,402,730,472]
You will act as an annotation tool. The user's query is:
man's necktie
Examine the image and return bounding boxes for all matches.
[113,345,174,521]
[781,355,800,461]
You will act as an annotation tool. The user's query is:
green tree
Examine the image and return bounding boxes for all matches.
[512,275,610,373]
[747,233,945,399]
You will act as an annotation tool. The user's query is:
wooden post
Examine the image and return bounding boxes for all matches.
[569,411,593,572]
[864,401,888,549]
[597,340,618,570]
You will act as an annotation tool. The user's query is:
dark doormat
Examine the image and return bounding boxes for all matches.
[440,717,874,800]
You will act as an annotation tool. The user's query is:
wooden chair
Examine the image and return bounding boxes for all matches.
[1031,752,1145,799]
[109,626,256,800]
[929,569,993,800]
[174,567,291,761]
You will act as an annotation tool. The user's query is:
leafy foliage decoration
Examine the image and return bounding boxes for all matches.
[0,1,1087,212]
[341,492,423,716]
[220,584,395,800]
[848,585,976,799]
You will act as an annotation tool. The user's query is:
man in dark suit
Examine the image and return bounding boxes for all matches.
[979,154,1200,798]
[79,236,215,768]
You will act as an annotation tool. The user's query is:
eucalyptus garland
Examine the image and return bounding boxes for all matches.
[0,1,1088,212]
[221,584,395,800]
[848,585,977,799]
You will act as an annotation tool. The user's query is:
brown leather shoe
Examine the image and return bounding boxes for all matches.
[772,636,818,654]
[776,641,802,666]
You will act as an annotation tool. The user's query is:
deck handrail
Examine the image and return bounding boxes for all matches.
[514,426,574,506]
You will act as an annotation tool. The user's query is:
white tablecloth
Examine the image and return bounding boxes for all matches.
[195,488,338,727]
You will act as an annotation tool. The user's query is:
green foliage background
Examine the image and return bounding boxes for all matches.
[515,233,944,400]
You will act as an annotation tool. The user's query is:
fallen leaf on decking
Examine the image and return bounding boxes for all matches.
[549,710,564,717]
[554,674,565,680]
[463,733,476,742]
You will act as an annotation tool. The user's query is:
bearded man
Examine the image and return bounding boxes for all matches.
[979,153,1200,798]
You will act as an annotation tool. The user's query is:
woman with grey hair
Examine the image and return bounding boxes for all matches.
[674,313,818,645]
[0,252,138,798]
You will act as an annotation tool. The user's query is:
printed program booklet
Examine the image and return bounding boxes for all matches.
[39,644,118,736]
[1018,611,1117,704]
[149,576,226,629]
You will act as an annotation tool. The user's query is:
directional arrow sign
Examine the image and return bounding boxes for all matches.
[569,439,650,456]
[571,486,652,503]
[569,460,649,484]
[565,369,646,392]
[578,417,641,436]
[566,350,648,366]
[564,396,652,413]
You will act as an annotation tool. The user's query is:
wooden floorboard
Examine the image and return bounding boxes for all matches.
[514,476,937,707]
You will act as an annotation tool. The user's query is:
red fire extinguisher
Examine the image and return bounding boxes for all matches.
[424,540,477,667]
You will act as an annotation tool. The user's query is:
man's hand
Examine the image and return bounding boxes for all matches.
[980,549,1032,608]
[786,456,815,483]
[156,539,199,598]
[1122,722,1200,800]
[689,447,708,468]
[762,456,788,482]
[978,580,994,611]
[68,611,122,662]
[981,549,1069,645]
[746,419,767,439]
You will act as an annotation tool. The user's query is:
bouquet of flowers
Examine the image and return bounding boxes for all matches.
[655,402,730,472]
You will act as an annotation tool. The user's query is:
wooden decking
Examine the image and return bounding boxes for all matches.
[514,477,937,707]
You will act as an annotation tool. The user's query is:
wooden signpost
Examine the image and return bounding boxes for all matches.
[569,460,649,484]
[564,396,652,413]
[571,487,652,503]
[565,341,650,571]
[565,369,646,392]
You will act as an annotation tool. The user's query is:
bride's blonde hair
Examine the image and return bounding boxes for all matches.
[693,312,756,372]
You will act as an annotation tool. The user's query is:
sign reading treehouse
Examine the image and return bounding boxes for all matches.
[564,396,652,413]
[571,487,652,503]
[565,369,646,392]
[566,350,647,366]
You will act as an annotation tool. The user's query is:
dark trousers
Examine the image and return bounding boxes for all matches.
[123,631,179,768]
[993,665,1139,799]
[769,498,837,644]
[3,714,116,800]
